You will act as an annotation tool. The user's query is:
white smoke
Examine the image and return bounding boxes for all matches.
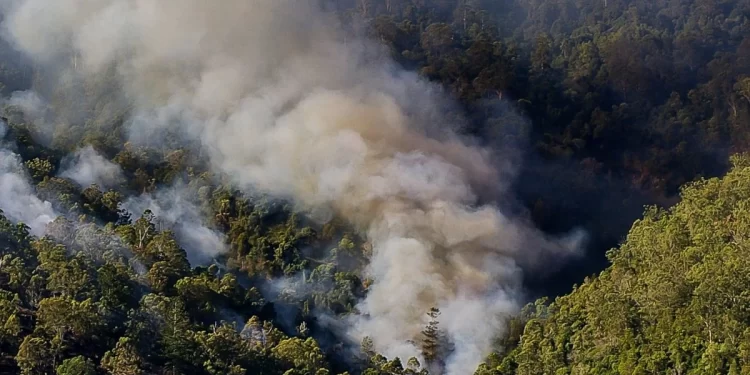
[0,121,57,236]
[1,1,583,372]
[6,90,47,121]
[122,182,226,265]
[59,145,124,189]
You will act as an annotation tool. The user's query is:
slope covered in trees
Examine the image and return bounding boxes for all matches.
[0,127,418,374]
[336,0,750,290]
[476,154,750,374]
[348,0,750,192]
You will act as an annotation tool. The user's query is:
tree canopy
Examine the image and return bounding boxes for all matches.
[477,154,750,374]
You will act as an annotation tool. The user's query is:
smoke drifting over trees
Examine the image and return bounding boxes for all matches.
[0,120,57,236]
[0,0,582,373]
[0,148,56,236]
[123,183,227,265]
[60,146,125,190]
[0,0,748,374]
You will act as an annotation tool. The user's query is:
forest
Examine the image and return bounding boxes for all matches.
[0,0,749,374]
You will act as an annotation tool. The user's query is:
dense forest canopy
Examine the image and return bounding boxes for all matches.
[340,0,750,294]
[479,154,750,374]
[0,0,748,374]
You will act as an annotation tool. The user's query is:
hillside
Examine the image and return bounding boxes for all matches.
[477,154,750,374]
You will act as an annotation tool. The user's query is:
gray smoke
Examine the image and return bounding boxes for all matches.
[122,182,226,265]
[60,145,124,189]
[1,1,583,373]
[45,216,135,266]
[0,121,131,263]
[0,121,57,236]
[6,90,47,122]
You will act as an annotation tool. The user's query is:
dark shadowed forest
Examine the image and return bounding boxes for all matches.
[1,0,750,374]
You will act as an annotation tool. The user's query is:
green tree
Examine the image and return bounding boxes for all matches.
[16,336,53,375]
[485,155,750,375]
[24,158,53,181]
[35,297,103,350]
[421,307,441,365]
[272,337,328,374]
[101,337,146,375]
[56,356,96,375]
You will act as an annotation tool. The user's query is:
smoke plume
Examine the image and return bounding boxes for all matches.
[0,121,57,236]
[123,182,226,265]
[1,1,582,372]
[6,90,46,122]
[60,145,124,189]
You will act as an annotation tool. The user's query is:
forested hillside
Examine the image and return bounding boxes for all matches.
[352,0,750,191]
[339,0,750,290]
[476,154,750,374]
[0,0,748,374]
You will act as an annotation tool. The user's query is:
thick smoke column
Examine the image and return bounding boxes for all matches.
[1,1,581,372]
[0,121,57,236]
